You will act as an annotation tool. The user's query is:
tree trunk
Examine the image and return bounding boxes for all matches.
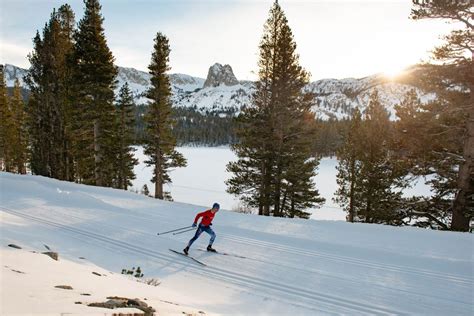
[94,119,102,186]
[451,82,474,232]
[261,159,271,216]
[155,149,163,199]
[273,162,282,217]
[348,158,356,222]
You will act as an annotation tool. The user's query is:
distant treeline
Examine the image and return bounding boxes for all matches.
[135,105,346,153]
[134,105,238,146]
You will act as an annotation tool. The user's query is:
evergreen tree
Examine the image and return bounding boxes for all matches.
[25,5,75,180]
[72,0,118,186]
[113,83,138,190]
[0,65,15,172]
[334,107,363,222]
[227,1,324,218]
[227,104,275,215]
[56,4,76,181]
[410,0,473,231]
[357,91,409,224]
[394,89,458,229]
[10,79,28,174]
[144,32,186,199]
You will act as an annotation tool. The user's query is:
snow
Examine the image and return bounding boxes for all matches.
[132,146,346,220]
[132,147,433,221]
[4,64,28,87]
[1,171,472,315]
[1,248,199,315]
[133,146,242,213]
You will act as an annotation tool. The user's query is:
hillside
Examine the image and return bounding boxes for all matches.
[1,172,472,315]
[4,63,433,120]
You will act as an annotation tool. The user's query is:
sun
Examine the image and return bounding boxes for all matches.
[382,64,407,80]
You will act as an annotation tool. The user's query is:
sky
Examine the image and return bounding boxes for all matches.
[0,0,456,81]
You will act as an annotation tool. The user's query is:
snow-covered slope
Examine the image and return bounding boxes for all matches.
[4,63,432,120]
[1,172,472,315]
[4,64,28,87]
[116,66,206,105]
[1,248,200,315]
[307,74,436,120]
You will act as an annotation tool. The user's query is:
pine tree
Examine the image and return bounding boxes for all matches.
[113,83,138,190]
[334,107,363,222]
[10,79,28,174]
[227,1,323,218]
[72,0,118,186]
[357,91,409,224]
[410,0,473,231]
[0,65,15,172]
[56,4,76,181]
[25,25,56,177]
[144,32,186,199]
[394,89,458,229]
[227,105,273,215]
[25,5,75,180]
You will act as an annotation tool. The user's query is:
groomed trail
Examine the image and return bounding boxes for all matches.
[1,172,472,315]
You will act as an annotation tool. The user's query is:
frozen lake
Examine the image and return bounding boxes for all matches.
[132,146,431,221]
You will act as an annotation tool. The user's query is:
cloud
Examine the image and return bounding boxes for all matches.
[0,41,31,68]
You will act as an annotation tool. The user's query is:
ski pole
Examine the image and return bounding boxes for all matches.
[157,226,193,236]
[173,227,197,235]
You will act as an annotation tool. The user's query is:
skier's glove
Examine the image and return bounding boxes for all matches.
[192,223,197,227]
[209,223,212,226]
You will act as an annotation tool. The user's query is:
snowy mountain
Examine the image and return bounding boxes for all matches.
[4,63,433,119]
[1,172,472,315]
[4,63,28,87]
[116,66,206,105]
[307,73,435,120]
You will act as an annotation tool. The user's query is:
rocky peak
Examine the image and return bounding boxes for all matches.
[203,63,238,88]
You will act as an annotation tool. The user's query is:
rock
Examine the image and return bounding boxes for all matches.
[81,293,91,296]
[42,251,59,261]
[92,271,102,276]
[8,244,21,249]
[89,299,127,309]
[203,63,239,88]
[95,297,155,315]
[55,285,73,290]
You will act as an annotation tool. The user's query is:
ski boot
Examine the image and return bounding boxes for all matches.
[183,246,189,255]
[207,245,217,252]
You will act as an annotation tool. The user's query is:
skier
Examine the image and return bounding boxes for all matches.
[183,203,220,255]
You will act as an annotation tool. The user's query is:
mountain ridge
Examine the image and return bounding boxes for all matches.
[3,63,433,120]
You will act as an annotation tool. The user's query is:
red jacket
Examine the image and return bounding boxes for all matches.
[194,210,215,226]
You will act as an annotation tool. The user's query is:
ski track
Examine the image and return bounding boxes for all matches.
[6,203,472,300]
[1,206,428,315]
[14,202,471,286]
[48,196,473,286]
[12,202,474,286]
[219,233,473,286]
[0,207,348,314]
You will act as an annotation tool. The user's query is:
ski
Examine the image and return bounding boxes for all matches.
[169,249,207,266]
[197,248,247,259]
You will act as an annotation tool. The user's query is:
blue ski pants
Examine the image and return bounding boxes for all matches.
[187,224,216,248]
